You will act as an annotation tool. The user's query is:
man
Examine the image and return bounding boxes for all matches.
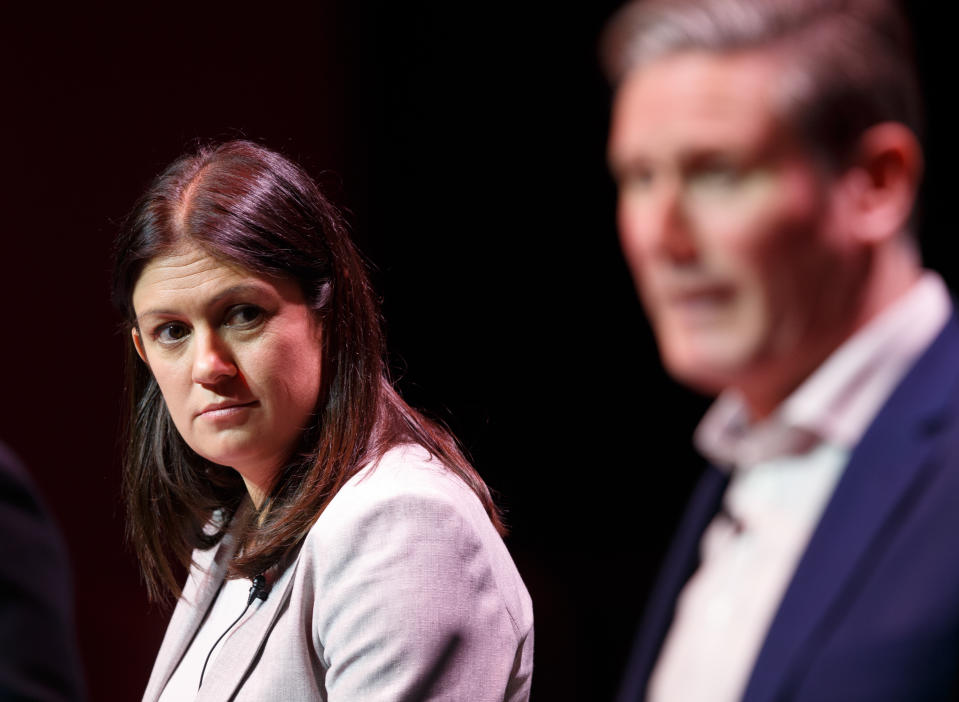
[604,0,959,700]
[0,441,84,700]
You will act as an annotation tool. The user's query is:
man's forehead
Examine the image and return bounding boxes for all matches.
[608,49,794,162]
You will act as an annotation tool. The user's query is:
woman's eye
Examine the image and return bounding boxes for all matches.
[225,305,265,329]
[154,323,190,344]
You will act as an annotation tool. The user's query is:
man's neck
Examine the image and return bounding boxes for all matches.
[741,241,922,421]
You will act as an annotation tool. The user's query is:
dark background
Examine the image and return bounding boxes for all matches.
[1,3,954,700]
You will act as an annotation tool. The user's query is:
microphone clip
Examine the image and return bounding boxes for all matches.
[247,573,270,605]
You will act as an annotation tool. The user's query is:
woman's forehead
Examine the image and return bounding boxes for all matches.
[133,244,261,312]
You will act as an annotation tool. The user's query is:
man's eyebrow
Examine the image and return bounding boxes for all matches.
[609,154,652,179]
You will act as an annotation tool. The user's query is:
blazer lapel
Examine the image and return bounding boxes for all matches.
[195,549,303,702]
[742,314,959,702]
[617,465,730,702]
[143,533,238,702]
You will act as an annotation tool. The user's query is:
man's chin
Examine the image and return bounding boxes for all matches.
[660,343,755,396]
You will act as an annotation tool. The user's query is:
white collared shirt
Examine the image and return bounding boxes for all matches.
[648,272,951,702]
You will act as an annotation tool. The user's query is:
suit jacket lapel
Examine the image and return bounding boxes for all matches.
[143,533,238,702]
[742,314,959,702]
[617,464,730,702]
[195,548,303,702]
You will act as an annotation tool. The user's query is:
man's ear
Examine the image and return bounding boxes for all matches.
[132,327,149,364]
[840,122,923,244]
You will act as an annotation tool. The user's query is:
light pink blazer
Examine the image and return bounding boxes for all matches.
[142,445,534,701]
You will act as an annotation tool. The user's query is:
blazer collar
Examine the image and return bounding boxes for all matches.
[143,533,238,702]
[195,553,302,701]
[742,310,959,702]
[142,534,304,702]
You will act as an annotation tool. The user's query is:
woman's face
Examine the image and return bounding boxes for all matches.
[131,241,323,505]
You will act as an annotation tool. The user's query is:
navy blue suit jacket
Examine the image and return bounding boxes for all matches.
[618,311,959,702]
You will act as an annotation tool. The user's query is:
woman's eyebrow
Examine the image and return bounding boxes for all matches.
[134,307,178,324]
[135,283,273,324]
[208,282,273,306]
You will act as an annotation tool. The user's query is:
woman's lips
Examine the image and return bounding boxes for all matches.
[196,400,259,419]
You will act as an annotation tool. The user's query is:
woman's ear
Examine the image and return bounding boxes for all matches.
[131,327,149,364]
[840,122,923,244]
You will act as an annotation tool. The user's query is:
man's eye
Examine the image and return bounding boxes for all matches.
[690,163,741,189]
[225,305,264,329]
[620,166,655,191]
[155,323,190,344]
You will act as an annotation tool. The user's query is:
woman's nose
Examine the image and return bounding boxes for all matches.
[191,331,237,385]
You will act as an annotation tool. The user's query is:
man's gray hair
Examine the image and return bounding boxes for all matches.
[601,0,921,168]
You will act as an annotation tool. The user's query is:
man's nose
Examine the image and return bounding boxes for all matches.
[650,180,697,263]
[191,330,237,386]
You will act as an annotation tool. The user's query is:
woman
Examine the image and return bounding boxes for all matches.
[112,140,533,701]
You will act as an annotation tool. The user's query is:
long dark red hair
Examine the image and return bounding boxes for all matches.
[113,140,503,602]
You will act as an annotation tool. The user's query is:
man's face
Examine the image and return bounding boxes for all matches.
[608,49,866,409]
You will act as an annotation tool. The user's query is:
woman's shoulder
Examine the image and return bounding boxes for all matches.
[296,442,533,637]
[300,443,528,590]
[309,443,488,537]
[343,443,472,498]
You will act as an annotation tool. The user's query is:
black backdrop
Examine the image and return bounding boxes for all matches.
[1,3,954,700]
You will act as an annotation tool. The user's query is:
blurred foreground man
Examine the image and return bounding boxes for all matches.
[0,441,83,700]
[604,1,959,700]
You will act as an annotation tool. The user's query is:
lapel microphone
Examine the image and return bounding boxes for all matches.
[200,572,272,689]
[247,573,270,605]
